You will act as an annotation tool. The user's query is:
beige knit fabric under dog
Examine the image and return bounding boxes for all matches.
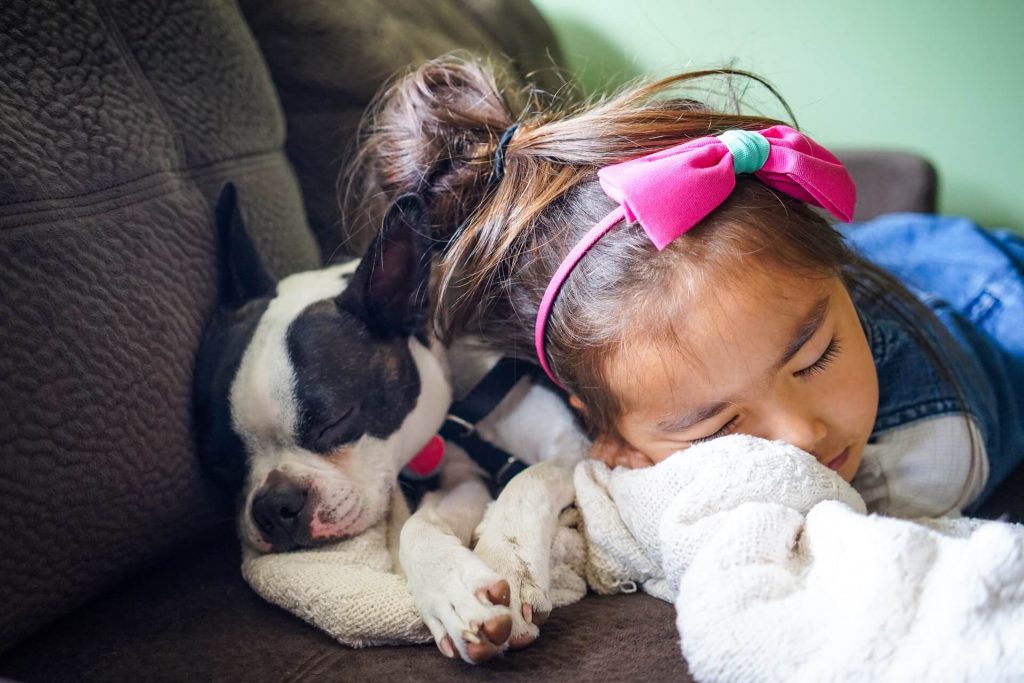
[242,485,587,648]
[243,518,430,647]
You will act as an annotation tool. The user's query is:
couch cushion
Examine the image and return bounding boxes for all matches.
[835,150,938,220]
[0,525,692,682]
[0,0,320,651]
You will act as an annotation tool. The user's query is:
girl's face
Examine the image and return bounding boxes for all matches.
[603,268,878,482]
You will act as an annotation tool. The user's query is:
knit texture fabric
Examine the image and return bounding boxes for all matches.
[243,520,430,647]
[241,479,587,647]
[574,434,1024,682]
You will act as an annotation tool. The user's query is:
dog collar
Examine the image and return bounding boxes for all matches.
[439,357,543,492]
[403,435,446,479]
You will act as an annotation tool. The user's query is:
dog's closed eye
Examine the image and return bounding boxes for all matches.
[310,405,363,453]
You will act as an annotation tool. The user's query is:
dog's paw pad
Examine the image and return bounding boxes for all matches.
[505,598,550,650]
[482,613,513,644]
[465,639,502,663]
[506,605,540,650]
[507,628,538,650]
[476,579,511,607]
[460,619,511,663]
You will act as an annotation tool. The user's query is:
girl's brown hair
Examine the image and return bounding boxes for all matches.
[345,54,973,440]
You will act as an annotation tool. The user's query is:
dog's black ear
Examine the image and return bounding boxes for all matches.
[337,193,432,337]
[215,182,276,308]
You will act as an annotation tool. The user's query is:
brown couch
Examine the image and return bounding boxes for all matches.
[1,2,1020,681]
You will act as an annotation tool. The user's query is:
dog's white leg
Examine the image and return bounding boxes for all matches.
[400,445,514,664]
[473,457,576,648]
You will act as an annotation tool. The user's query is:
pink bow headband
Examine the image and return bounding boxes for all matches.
[534,124,857,386]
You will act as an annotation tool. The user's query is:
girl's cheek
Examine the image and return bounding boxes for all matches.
[589,433,647,468]
[593,429,670,468]
[645,440,686,465]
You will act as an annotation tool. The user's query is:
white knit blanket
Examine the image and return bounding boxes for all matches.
[574,434,1024,682]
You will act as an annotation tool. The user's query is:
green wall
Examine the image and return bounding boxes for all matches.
[533,0,1024,229]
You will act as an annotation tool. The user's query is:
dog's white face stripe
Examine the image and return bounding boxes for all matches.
[230,263,356,449]
[394,337,452,468]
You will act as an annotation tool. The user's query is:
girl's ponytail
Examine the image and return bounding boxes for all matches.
[343,55,533,252]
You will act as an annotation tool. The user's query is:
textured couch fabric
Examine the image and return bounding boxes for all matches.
[0,0,320,654]
[1,1,1021,681]
[0,523,688,682]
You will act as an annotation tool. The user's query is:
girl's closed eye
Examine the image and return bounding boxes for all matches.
[795,337,842,378]
[689,415,740,444]
[689,337,842,445]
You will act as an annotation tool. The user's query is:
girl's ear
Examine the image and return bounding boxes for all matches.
[336,194,432,338]
[569,395,587,414]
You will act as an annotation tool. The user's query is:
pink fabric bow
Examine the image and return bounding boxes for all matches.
[598,124,856,249]
[534,125,857,386]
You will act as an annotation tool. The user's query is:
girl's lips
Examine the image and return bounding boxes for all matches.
[826,447,850,472]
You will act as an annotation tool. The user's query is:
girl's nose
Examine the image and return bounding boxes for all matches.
[768,402,828,458]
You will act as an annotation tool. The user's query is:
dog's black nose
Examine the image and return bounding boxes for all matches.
[251,484,309,548]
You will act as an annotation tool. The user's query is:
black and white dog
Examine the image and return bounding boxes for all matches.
[194,185,586,663]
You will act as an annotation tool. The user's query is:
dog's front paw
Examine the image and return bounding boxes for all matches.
[433,578,514,663]
[473,531,552,649]
[410,545,515,663]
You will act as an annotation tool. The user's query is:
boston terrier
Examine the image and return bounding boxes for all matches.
[194,185,586,663]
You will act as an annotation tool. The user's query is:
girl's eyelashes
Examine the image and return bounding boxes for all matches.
[795,336,842,378]
[689,415,740,444]
[686,336,841,446]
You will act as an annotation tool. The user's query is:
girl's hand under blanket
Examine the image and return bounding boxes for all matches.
[589,432,657,469]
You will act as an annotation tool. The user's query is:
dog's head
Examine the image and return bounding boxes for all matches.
[194,185,450,553]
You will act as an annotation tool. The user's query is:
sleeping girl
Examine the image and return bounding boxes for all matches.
[350,55,1024,519]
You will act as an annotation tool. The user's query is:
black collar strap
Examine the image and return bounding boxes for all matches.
[439,426,528,491]
[449,357,537,426]
[441,358,539,489]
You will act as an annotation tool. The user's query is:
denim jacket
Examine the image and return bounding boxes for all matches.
[843,214,1024,507]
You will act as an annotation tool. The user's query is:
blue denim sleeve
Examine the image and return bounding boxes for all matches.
[842,214,1024,503]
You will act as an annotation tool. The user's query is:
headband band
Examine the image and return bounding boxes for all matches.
[534,125,857,387]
